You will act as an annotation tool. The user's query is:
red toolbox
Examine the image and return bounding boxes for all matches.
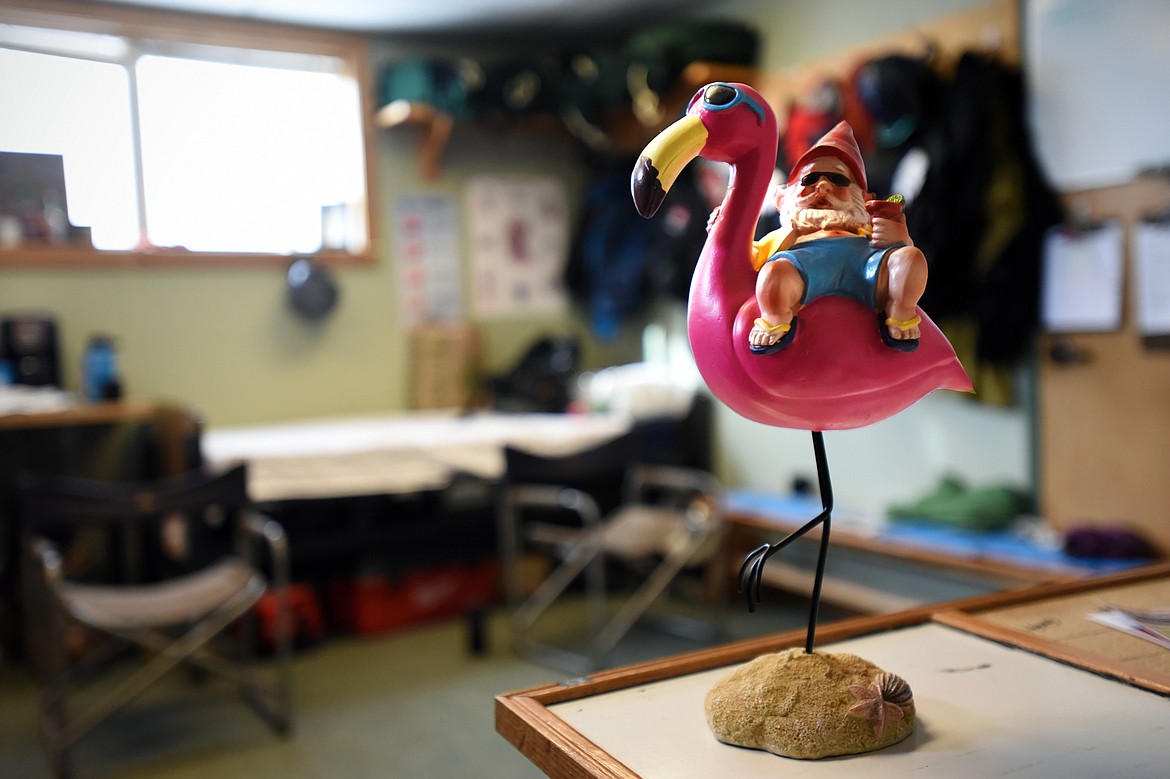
[328,560,497,636]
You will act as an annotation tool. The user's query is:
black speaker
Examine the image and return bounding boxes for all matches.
[2,314,60,387]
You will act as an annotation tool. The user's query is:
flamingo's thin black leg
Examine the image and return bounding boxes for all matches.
[737,431,834,653]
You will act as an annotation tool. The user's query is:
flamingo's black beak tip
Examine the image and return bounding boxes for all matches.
[631,156,666,219]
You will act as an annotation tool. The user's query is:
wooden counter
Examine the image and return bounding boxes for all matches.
[0,400,157,431]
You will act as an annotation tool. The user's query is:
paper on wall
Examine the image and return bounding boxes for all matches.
[1040,220,1124,333]
[394,194,462,326]
[465,175,569,318]
[1133,220,1170,337]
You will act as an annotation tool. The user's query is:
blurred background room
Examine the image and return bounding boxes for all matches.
[1,0,1167,776]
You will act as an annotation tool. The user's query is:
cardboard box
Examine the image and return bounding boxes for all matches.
[411,323,481,410]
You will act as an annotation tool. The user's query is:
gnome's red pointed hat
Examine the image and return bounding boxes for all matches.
[787,120,867,193]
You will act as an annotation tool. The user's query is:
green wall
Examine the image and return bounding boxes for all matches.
[0,38,646,428]
[0,0,1013,517]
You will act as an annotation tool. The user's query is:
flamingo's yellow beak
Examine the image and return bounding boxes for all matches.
[631,113,707,218]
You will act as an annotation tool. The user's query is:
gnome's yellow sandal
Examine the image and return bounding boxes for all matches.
[749,316,798,355]
[879,313,921,353]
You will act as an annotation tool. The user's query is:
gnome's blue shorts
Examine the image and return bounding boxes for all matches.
[766,235,904,309]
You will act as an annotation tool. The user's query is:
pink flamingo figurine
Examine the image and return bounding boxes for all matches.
[632,83,970,432]
[632,83,972,649]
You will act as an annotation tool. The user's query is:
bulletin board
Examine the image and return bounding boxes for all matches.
[1036,178,1170,553]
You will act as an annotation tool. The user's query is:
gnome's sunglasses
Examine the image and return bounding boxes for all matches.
[799,171,852,187]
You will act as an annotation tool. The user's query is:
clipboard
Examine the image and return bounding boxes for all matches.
[1133,215,1170,344]
[1040,219,1125,333]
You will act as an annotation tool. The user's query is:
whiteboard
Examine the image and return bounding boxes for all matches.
[1026,0,1170,191]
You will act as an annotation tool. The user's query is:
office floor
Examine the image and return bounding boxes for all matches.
[0,595,833,779]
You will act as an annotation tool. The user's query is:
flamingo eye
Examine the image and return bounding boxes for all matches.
[703,84,737,106]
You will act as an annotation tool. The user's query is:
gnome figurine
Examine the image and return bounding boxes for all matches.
[747,121,928,355]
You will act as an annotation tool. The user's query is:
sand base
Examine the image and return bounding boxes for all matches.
[705,648,915,759]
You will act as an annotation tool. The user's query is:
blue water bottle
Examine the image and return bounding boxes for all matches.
[83,335,121,401]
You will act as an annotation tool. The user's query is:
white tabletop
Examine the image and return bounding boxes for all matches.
[201,409,634,501]
[550,623,1169,778]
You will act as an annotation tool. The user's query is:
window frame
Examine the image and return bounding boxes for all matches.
[0,0,380,268]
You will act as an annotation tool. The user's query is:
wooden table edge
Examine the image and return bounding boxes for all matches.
[495,562,1170,776]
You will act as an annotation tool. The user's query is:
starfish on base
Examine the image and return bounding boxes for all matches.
[846,681,905,739]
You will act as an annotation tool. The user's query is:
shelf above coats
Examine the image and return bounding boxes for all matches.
[376,61,759,180]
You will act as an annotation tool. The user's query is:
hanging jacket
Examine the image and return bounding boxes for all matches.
[905,52,1063,368]
[566,162,709,338]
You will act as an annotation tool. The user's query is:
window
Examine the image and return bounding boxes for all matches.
[0,2,375,265]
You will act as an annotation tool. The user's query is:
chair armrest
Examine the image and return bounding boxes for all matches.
[27,535,64,589]
[506,485,603,528]
[23,535,71,676]
[627,465,722,504]
[242,512,290,593]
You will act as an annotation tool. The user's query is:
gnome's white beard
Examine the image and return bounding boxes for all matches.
[784,188,870,235]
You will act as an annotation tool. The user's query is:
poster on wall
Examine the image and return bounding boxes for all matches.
[394,194,462,326]
[465,175,569,318]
